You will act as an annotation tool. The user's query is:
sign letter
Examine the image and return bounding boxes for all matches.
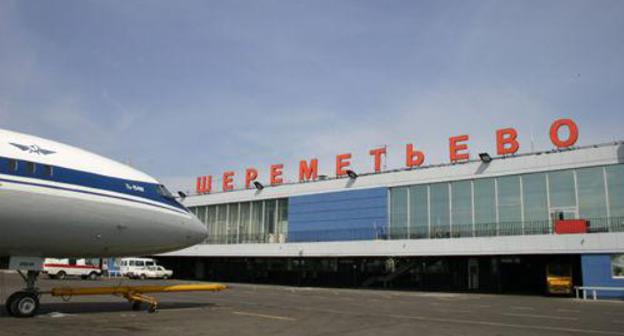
[406,144,425,167]
[496,128,519,155]
[336,153,352,177]
[270,164,284,185]
[222,171,234,191]
[245,168,258,188]
[549,118,578,148]
[299,159,318,182]
[449,135,470,162]
[196,176,212,194]
[369,147,386,172]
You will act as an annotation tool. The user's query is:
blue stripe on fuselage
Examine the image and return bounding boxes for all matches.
[0,176,189,215]
[0,156,188,213]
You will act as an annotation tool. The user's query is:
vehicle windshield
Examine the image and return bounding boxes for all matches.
[548,263,571,277]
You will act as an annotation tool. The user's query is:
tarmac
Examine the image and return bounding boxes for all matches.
[1,272,623,335]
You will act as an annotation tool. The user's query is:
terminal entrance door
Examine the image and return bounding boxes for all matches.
[468,258,479,290]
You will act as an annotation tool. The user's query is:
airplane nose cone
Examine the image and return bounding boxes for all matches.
[185,216,208,245]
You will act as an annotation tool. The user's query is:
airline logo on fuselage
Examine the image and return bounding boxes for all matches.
[125,183,145,193]
[10,142,56,156]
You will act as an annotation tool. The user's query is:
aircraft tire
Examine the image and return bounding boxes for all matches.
[6,291,39,318]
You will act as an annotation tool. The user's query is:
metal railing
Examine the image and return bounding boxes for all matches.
[575,286,624,300]
[200,216,624,245]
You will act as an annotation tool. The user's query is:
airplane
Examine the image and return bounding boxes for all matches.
[0,128,208,317]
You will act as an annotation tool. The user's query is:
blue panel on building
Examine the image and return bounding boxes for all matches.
[288,188,387,242]
[581,254,624,299]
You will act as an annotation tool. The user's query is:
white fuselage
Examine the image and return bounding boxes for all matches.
[0,129,207,258]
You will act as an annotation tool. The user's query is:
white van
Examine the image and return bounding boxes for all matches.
[119,258,158,277]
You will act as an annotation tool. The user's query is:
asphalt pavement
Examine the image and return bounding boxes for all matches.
[0,271,623,335]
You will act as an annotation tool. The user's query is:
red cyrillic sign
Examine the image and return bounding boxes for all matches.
[195,118,580,193]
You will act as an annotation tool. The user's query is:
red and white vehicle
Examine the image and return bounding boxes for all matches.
[43,258,102,280]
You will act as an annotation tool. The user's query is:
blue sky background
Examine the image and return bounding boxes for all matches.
[1,0,623,192]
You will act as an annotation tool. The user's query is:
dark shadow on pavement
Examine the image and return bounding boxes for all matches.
[0,301,216,318]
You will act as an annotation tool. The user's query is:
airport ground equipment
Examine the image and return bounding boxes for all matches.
[5,270,226,317]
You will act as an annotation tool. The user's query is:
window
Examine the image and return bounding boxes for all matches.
[240,202,251,242]
[429,183,450,238]
[277,199,288,237]
[409,185,428,238]
[451,181,472,237]
[205,205,216,243]
[9,159,18,171]
[201,199,288,245]
[612,254,624,279]
[196,206,207,224]
[474,178,496,236]
[44,165,54,177]
[156,184,174,199]
[251,201,264,242]
[216,204,228,243]
[497,176,521,235]
[522,173,548,234]
[606,165,624,218]
[228,203,239,243]
[549,170,576,209]
[577,167,607,219]
[264,200,276,236]
[390,187,408,239]
[26,162,36,174]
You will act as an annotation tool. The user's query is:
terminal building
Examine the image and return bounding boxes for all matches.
[159,128,624,297]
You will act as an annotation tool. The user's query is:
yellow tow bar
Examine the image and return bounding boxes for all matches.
[41,283,227,313]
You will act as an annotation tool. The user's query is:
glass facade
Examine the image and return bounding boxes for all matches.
[190,198,288,244]
[191,163,624,245]
[389,164,624,239]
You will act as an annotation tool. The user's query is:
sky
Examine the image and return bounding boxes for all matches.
[1,0,623,193]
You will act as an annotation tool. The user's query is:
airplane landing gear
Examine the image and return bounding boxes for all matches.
[5,271,40,318]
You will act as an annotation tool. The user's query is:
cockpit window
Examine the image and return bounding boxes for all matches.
[157,184,174,199]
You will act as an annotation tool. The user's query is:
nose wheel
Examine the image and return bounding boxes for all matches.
[5,291,40,318]
[5,271,41,318]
